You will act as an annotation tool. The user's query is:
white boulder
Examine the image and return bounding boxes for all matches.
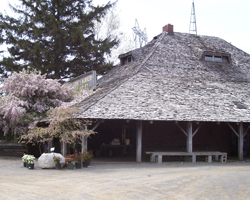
[38,153,65,169]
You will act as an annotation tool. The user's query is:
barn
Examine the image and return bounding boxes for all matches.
[73,24,250,162]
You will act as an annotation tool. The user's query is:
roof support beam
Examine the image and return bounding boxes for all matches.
[244,125,250,137]
[227,122,244,161]
[186,122,193,153]
[175,121,202,138]
[175,122,187,137]
[61,142,67,156]
[81,127,88,153]
[136,120,142,162]
[92,119,104,131]
[227,122,239,137]
[238,122,244,161]
[192,123,202,137]
[81,119,105,154]
[175,122,202,153]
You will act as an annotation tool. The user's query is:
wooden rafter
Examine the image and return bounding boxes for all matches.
[91,119,104,131]
[192,123,203,137]
[227,122,239,137]
[175,122,187,137]
[175,122,202,137]
[244,125,250,137]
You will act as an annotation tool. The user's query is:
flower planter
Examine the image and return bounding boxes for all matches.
[82,161,89,168]
[27,163,34,169]
[67,163,74,169]
[23,154,35,169]
[75,162,81,169]
[55,163,61,169]
[86,160,91,166]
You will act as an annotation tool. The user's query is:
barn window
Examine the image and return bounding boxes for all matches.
[214,56,222,62]
[205,55,213,61]
[120,55,134,65]
[127,56,132,63]
[205,55,222,62]
[202,51,231,64]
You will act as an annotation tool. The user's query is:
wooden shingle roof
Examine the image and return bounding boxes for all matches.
[74,32,250,122]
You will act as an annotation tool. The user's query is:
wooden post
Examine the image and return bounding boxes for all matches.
[186,122,193,153]
[238,122,244,161]
[81,126,88,153]
[136,120,142,162]
[81,135,88,153]
[48,142,54,153]
[62,142,67,156]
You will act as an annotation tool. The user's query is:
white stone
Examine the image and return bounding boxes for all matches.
[38,153,65,169]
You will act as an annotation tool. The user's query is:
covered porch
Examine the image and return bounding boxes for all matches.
[85,119,250,162]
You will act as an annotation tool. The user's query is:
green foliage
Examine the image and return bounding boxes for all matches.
[0,0,119,80]
[82,150,93,162]
[0,132,14,141]
[53,156,61,164]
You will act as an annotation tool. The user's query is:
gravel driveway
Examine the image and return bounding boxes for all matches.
[1,156,250,200]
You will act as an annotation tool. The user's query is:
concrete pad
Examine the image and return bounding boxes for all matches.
[1,157,250,199]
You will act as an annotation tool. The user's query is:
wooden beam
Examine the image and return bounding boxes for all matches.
[186,122,193,153]
[91,119,104,131]
[192,123,202,137]
[244,125,250,137]
[81,127,88,153]
[227,122,239,138]
[81,136,88,153]
[62,142,67,156]
[175,122,188,137]
[81,119,105,153]
[136,120,143,162]
[238,122,244,161]
[48,142,52,153]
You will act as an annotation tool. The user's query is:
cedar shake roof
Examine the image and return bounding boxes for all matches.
[74,31,250,122]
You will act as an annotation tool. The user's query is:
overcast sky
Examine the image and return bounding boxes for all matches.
[1,0,250,54]
[97,0,250,54]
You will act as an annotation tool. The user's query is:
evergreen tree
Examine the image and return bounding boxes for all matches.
[0,0,118,80]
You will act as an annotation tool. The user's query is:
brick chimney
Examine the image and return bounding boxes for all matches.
[163,24,174,35]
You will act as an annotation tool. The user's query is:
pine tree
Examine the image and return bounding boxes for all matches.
[0,0,118,80]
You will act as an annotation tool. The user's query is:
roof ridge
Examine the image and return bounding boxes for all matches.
[132,32,166,74]
[79,32,166,113]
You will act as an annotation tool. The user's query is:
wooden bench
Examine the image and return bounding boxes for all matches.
[146,151,227,163]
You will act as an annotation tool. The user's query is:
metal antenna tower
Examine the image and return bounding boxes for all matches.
[189,0,197,35]
[132,19,148,48]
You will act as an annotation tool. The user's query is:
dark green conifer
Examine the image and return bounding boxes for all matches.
[0,0,118,80]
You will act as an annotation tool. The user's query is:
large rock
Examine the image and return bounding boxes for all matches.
[38,153,65,169]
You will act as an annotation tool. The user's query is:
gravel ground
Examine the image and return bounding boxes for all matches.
[1,157,250,200]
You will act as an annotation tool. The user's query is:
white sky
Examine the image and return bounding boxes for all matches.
[1,0,250,54]
[98,0,250,54]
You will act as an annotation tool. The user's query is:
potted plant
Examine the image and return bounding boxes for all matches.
[22,154,28,167]
[65,154,74,169]
[74,153,82,169]
[53,156,61,169]
[82,150,93,167]
[26,155,35,169]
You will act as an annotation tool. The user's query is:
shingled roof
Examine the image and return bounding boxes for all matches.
[74,29,250,122]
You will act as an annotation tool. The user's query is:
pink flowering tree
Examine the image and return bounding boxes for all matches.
[0,69,73,137]
[20,83,93,147]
